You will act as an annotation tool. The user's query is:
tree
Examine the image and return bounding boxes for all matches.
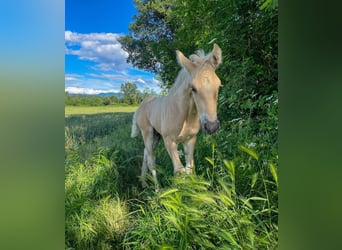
[89,96,102,106]
[119,0,278,155]
[119,0,180,88]
[120,82,140,105]
[103,96,111,106]
[110,95,119,104]
[120,0,277,93]
[142,88,157,100]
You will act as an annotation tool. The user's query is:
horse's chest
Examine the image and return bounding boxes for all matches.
[176,120,200,143]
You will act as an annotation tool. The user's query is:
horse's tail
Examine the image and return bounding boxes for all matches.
[131,111,139,138]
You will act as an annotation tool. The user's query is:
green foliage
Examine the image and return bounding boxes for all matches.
[120,0,277,91]
[65,85,157,106]
[65,92,123,106]
[103,96,111,106]
[119,0,178,87]
[120,82,141,105]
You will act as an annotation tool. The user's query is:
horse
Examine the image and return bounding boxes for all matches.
[131,44,222,189]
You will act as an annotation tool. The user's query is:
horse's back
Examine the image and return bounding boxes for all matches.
[142,96,158,105]
[135,96,159,128]
[137,96,158,114]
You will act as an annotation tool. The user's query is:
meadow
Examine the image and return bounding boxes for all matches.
[65,99,278,249]
[65,105,138,116]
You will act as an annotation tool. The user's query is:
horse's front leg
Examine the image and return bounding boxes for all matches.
[183,136,197,174]
[163,137,185,174]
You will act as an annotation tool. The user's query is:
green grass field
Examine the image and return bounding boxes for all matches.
[65,108,278,249]
[65,105,138,116]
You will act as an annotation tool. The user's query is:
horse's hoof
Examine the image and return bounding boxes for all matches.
[185,167,193,174]
[174,168,186,175]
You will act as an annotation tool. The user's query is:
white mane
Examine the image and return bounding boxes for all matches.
[169,48,212,93]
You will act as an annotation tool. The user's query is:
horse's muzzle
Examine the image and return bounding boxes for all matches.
[203,119,220,134]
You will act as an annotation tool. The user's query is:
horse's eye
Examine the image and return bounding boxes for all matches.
[191,86,197,93]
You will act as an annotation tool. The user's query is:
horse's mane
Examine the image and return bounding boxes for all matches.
[168,49,211,94]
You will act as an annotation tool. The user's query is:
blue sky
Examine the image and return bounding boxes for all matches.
[65,0,161,94]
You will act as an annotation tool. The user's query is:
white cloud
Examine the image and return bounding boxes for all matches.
[65,31,163,94]
[137,78,146,84]
[65,30,129,71]
[65,73,83,82]
[65,73,163,94]
[65,76,77,81]
[65,86,120,95]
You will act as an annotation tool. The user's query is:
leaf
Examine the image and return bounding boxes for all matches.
[269,163,278,186]
[239,197,253,209]
[205,157,215,166]
[190,193,216,205]
[260,0,278,10]
[260,0,272,10]
[238,145,259,161]
[218,230,240,247]
[159,188,179,198]
[223,159,235,181]
[139,205,146,216]
[217,192,235,207]
[251,173,258,188]
[208,38,217,44]
[160,201,179,213]
[160,245,174,250]
[247,196,267,202]
[165,215,183,236]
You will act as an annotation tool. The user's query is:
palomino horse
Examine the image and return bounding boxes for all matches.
[131,44,222,188]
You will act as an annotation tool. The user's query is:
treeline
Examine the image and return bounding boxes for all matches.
[65,93,122,106]
[65,82,157,106]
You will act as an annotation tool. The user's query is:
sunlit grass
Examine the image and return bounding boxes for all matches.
[65,105,138,116]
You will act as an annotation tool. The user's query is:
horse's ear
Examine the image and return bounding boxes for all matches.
[176,50,196,73]
[209,43,222,69]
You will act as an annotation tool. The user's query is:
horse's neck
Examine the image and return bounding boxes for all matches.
[165,70,199,126]
[186,95,199,123]
[170,82,198,123]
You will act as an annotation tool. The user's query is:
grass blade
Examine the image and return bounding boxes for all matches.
[269,163,278,186]
[238,145,259,161]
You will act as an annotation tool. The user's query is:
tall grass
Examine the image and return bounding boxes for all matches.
[123,153,277,249]
[65,111,278,249]
[65,143,129,249]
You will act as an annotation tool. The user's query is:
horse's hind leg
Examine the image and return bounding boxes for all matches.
[140,148,148,187]
[141,126,159,191]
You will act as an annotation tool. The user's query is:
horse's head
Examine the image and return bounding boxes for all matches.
[176,44,222,134]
